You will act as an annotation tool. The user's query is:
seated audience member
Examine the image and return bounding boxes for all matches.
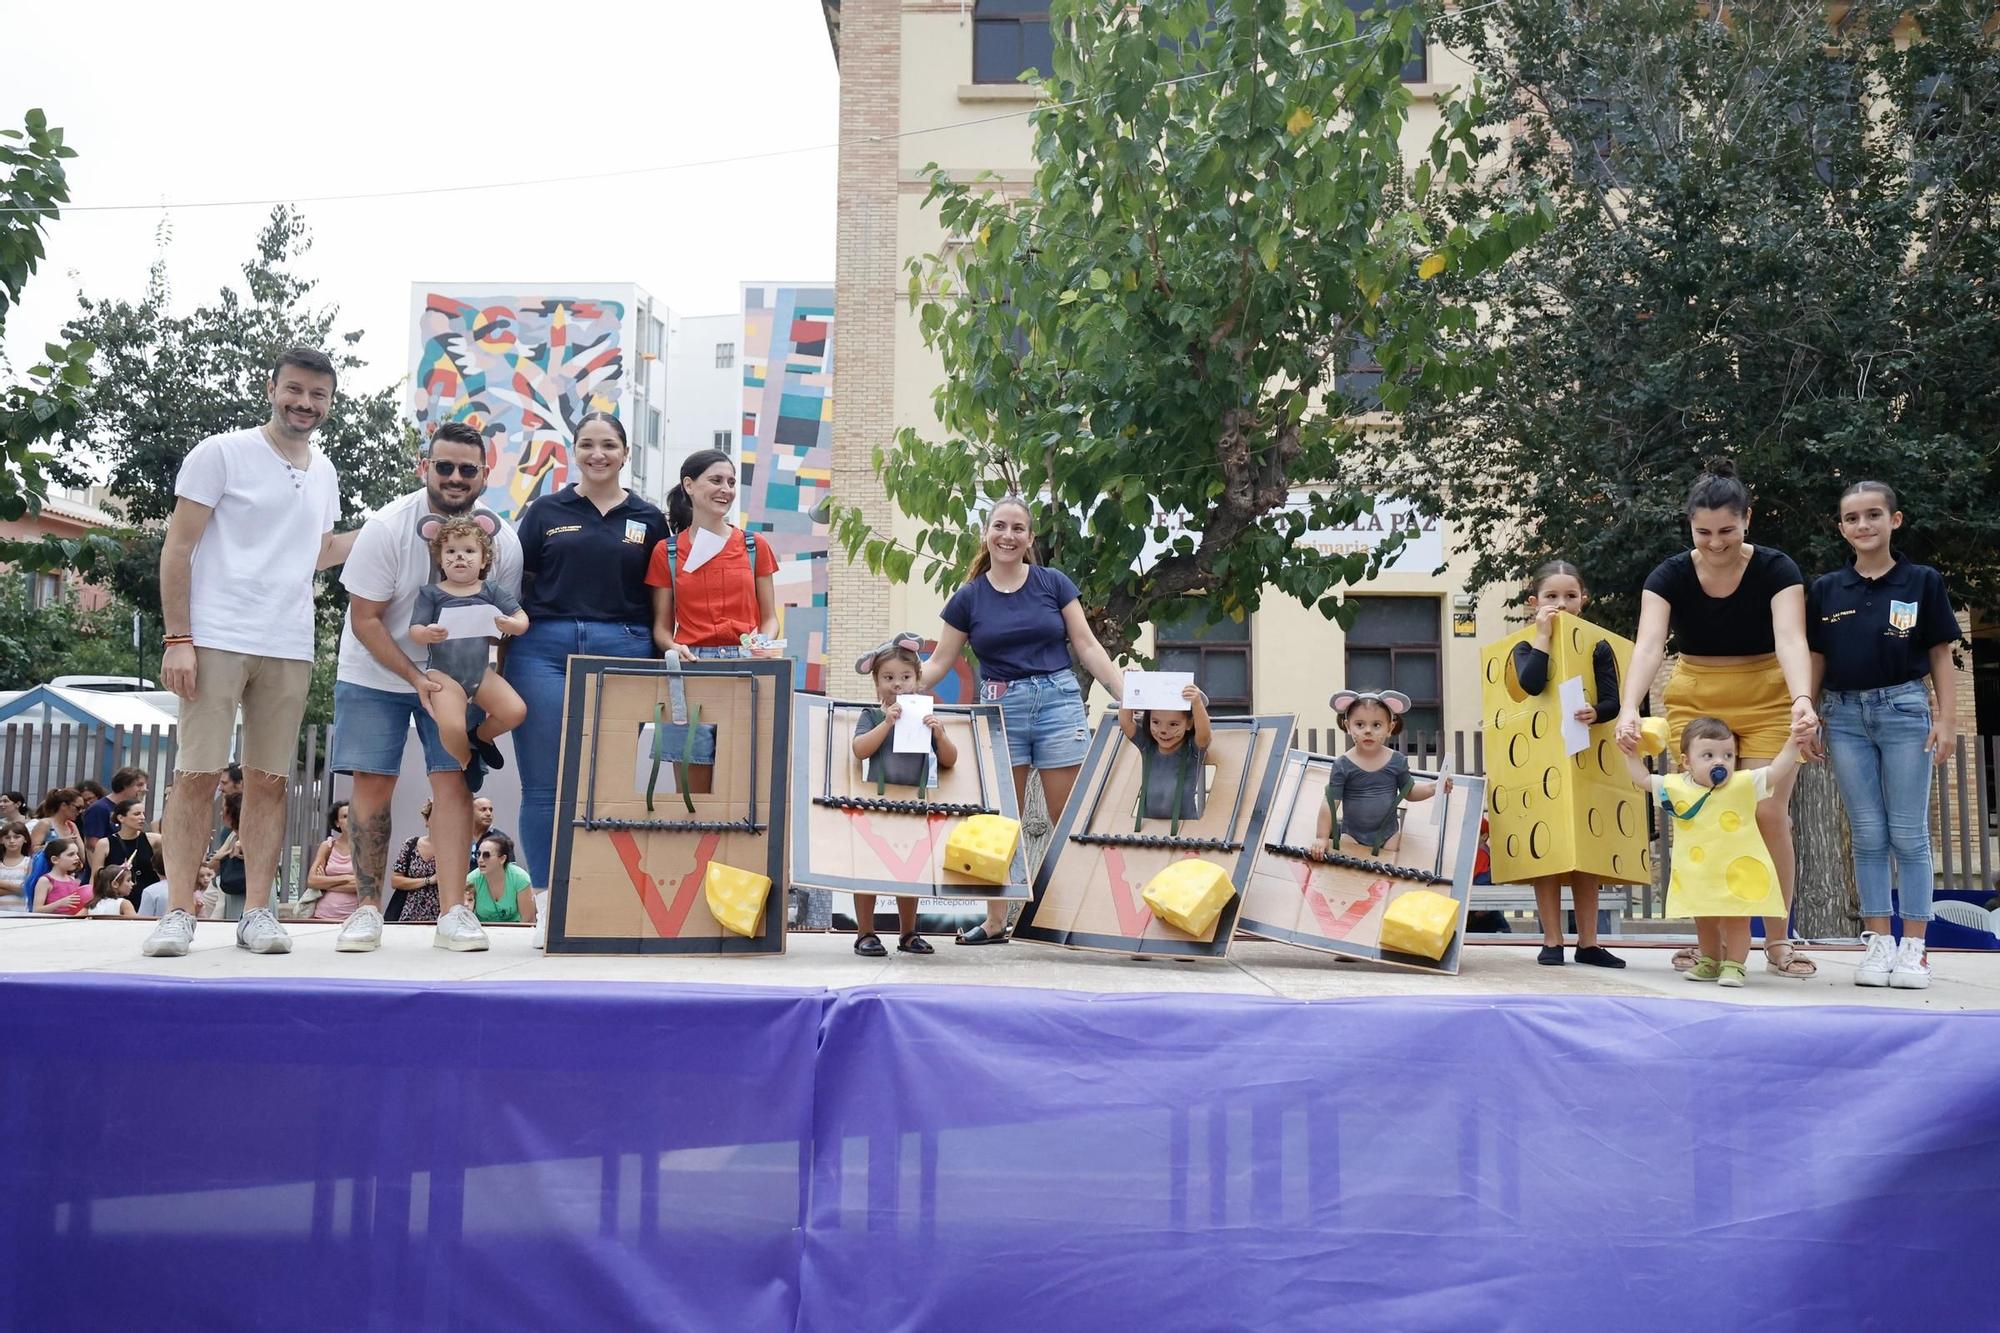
[81,766,149,854]
[32,838,91,915]
[29,788,85,846]
[467,833,536,925]
[88,864,138,917]
[0,819,32,912]
[307,801,360,922]
[0,791,27,824]
[206,793,248,921]
[90,798,163,891]
[467,796,510,871]
[389,800,442,924]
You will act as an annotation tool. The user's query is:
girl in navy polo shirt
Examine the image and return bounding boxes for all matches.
[917,496,1126,944]
[1808,480,1961,990]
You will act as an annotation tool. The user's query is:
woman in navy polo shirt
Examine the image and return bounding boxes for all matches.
[502,413,670,888]
[1808,480,1960,990]
[917,495,1125,944]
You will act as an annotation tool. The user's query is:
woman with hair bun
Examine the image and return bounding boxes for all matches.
[1615,459,1819,977]
[646,448,779,661]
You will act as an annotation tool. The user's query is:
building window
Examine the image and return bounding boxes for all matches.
[647,407,662,448]
[1343,597,1442,741]
[647,318,665,359]
[713,430,734,455]
[1346,1,1425,83]
[715,342,735,369]
[29,572,62,610]
[973,1,1053,84]
[1341,336,1384,412]
[1153,601,1252,715]
[632,445,647,484]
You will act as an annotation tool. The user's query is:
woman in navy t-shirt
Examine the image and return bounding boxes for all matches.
[918,496,1126,944]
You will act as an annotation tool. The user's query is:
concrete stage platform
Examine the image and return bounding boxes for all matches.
[5,912,1996,1009]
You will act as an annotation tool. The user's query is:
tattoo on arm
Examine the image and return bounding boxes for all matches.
[353,807,393,905]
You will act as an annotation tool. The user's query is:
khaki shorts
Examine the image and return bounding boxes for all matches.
[1663,655,1793,761]
[175,647,312,776]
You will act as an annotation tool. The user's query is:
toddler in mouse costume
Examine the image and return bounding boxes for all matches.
[1310,690,1450,858]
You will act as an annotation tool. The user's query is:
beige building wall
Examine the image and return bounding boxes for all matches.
[828,3,1515,736]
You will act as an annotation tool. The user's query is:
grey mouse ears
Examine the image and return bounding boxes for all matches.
[1330,689,1411,730]
[855,630,926,676]
[417,506,502,546]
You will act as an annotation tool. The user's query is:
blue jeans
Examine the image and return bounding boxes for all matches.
[503,618,656,887]
[327,680,463,775]
[987,671,1091,769]
[1822,681,1935,922]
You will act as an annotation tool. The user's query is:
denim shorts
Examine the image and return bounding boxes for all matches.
[328,680,463,775]
[989,671,1091,770]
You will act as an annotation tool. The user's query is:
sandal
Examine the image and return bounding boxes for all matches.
[1671,945,1701,972]
[1764,942,1817,978]
[897,932,934,955]
[955,923,1008,946]
[1684,955,1722,982]
[853,933,886,958]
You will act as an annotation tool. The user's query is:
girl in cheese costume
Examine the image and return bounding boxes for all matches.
[1620,716,1800,987]
[1508,562,1627,968]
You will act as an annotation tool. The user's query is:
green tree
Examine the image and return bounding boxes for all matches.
[0,575,147,689]
[1386,0,2000,634]
[0,109,116,576]
[64,206,420,721]
[831,0,1550,660]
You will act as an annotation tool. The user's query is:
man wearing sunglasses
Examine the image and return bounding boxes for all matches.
[323,421,524,955]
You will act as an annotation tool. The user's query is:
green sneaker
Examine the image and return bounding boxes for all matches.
[1684,955,1723,982]
[1716,960,1747,988]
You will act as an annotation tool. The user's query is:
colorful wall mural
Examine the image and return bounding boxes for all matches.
[411,290,629,522]
[739,283,835,693]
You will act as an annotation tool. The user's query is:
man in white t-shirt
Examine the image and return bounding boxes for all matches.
[325,421,523,953]
[144,347,356,959]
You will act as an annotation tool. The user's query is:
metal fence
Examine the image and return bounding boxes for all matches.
[1,722,341,902]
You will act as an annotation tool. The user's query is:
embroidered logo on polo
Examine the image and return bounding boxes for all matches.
[1888,599,1918,635]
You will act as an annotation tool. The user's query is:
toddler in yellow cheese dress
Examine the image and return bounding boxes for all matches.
[1620,715,1802,986]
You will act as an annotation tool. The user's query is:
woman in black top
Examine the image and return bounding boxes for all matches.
[1614,460,1817,977]
[88,798,161,891]
[501,413,670,889]
[1807,480,1960,989]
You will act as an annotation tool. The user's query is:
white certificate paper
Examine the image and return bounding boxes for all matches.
[892,694,935,753]
[1559,675,1591,756]
[1122,670,1194,711]
[683,526,727,574]
[436,604,502,641]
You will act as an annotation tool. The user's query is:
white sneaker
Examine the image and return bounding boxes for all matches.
[1890,935,1931,990]
[1856,931,1896,987]
[337,904,384,953]
[235,906,293,955]
[142,908,197,958]
[433,903,490,952]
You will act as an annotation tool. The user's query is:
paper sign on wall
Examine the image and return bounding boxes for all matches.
[892,694,935,753]
[1122,671,1195,712]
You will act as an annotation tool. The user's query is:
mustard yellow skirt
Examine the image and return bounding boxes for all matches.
[1662,655,1793,761]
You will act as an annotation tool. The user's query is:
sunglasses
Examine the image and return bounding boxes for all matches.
[430,459,482,479]
[477,850,498,859]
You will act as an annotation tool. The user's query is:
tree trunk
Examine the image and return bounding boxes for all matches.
[1791,762,1860,939]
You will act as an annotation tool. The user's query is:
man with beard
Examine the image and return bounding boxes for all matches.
[145,348,355,958]
[325,421,523,953]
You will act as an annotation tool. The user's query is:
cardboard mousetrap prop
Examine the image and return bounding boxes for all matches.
[788,696,1031,902]
[547,657,791,955]
[1012,715,1292,959]
[1238,749,1484,975]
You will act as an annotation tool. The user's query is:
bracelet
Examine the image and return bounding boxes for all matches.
[1793,695,1813,704]
[162,634,194,646]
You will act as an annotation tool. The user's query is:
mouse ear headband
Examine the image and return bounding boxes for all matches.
[854,630,926,676]
[417,506,503,546]
[1330,689,1411,723]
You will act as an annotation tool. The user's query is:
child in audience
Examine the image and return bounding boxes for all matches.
[1505,560,1627,968]
[1621,715,1802,987]
[1118,682,1213,826]
[32,837,91,915]
[89,864,137,917]
[1311,690,1450,858]
[0,819,31,910]
[850,632,959,958]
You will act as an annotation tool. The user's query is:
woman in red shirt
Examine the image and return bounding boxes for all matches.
[647,449,780,659]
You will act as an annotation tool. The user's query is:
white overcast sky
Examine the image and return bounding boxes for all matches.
[6,1,839,391]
